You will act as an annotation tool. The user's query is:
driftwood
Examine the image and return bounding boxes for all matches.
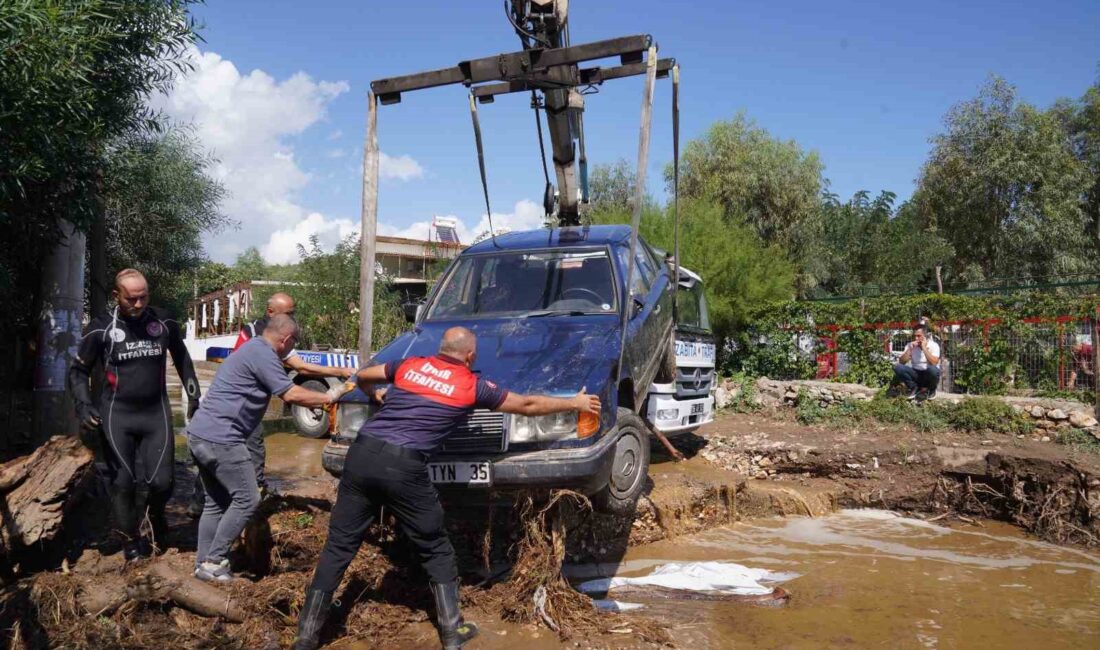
[75,560,245,622]
[0,435,93,551]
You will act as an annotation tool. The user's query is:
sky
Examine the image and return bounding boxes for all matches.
[160,0,1100,265]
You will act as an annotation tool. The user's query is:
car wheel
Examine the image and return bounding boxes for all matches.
[292,378,331,438]
[593,407,651,516]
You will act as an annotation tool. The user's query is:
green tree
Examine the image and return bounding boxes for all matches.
[816,190,953,296]
[101,128,230,316]
[1052,74,1100,256]
[233,247,269,282]
[913,76,1090,284]
[587,158,641,213]
[0,0,201,384]
[670,113,826,291]
[290,235,407,352]
[590,199,795,355]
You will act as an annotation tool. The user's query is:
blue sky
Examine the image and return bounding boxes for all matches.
[172,0,1100,263]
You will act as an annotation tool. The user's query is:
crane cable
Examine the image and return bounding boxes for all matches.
[532,91,553,195]
[468,93,499,247]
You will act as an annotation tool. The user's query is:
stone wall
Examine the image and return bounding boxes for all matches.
[715,377,1099,439]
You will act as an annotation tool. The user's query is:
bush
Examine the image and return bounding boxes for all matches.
[944,396,1033,434]
[1054,428,1100,452]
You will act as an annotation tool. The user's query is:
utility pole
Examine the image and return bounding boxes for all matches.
[32,221,85,446]
[358,92,380,363]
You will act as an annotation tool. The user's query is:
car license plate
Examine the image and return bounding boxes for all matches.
[691,403,705,415]
[429,461,491,486]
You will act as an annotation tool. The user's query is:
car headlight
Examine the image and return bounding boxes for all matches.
[337,403,370,436]
[508,410,600,443]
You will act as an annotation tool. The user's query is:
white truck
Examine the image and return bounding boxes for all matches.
[646,267,716,435]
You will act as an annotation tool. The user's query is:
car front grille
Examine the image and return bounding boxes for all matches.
[675,367,714,398]
[439,409,506,453]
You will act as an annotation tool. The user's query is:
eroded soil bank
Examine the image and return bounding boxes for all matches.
[2,411,1098,649]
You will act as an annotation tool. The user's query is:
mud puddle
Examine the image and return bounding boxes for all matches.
[568,509,1100,649]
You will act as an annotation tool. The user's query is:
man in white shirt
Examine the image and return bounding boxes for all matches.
[890,324,941,400]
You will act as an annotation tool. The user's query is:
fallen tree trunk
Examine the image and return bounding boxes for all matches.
[0,435,93,552]
[75,561,245,622]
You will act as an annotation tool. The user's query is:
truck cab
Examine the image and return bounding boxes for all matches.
[322,225,675,514]
[645,267,716,434]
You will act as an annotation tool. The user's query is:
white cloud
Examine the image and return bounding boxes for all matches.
[154,47,350,263]
[261,212,358,264]
[377,199,545,244]
[379,152,425,181]
[326,148,346,159]
[327,129,343,141]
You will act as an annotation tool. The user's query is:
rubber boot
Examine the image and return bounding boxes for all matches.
[146,491,170,555]
[291,589,333,650]
[430,581,479,650]
[109,484,138,557]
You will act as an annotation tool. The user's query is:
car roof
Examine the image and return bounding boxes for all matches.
[463,225,633,254]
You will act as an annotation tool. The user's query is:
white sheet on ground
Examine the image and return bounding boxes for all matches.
[592,599,645,612]
[579,561,798,597]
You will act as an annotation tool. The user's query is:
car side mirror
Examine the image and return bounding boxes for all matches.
[631,294,645,319]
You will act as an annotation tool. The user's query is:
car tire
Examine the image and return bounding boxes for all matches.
[593,407,651,516]
[292,378,331,438]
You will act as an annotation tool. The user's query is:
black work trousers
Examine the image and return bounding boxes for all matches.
[308,436,458,594]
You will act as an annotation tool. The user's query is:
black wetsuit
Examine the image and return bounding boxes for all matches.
[69,306,200,546]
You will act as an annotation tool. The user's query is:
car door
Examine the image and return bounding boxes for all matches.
[618,239,673,403]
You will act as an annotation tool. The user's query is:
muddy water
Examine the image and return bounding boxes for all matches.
[572,510,1100,649]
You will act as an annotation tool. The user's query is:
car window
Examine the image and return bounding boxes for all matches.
[428,249,617,318]
[617,247,650,296]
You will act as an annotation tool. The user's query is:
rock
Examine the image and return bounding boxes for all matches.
[1036,420,1055,429]
[758,457,773,467]
[1040,436,1051,443]
[715,387,731,410]
[981,440,994,446]
[1069,411,1098,428]
[1029,405,1046,418]
[1048,409,1068,421]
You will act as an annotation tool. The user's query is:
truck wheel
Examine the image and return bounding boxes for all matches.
[292,378,331,438]
[593,408,651,516]
[654,333,677,384]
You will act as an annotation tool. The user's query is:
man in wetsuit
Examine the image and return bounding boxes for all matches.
[292,326,601,650]
[69,269,202,560]
[188,292,353,515]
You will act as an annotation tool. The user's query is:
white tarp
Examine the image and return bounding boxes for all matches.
[579,561,798,597]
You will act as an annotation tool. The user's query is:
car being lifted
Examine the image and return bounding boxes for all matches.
[322,224,676,515]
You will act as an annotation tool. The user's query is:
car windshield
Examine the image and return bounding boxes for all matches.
[677,280,711,332]
[427,249,617,319]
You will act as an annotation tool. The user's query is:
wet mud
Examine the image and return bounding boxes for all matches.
[4,410,1100,648]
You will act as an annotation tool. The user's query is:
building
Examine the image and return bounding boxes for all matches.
[183,222,466,357]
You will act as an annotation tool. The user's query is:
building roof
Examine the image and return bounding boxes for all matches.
[464,225,633,254]
[376,234,465,250]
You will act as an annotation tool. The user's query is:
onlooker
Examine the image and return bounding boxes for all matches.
[889,324,941,401]
[1068,337,1094,388]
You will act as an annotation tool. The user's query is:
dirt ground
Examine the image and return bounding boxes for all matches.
[2,410,1097,649]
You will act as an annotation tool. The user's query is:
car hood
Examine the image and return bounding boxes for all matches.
[340,316,622,402]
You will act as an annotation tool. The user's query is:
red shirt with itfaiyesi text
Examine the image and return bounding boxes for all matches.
[359,354,508,451]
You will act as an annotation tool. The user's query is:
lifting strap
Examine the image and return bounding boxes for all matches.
[468,93,498,244]
[672,64,681,320]
[618,45,659,385]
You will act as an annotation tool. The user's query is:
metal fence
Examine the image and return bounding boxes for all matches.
[795,313,1098,396]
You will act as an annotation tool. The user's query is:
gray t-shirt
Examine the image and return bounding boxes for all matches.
[187,337,294,445]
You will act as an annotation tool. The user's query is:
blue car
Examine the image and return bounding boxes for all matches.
[322,225,675,514]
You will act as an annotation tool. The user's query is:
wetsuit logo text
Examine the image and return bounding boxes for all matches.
[116,340,165,361]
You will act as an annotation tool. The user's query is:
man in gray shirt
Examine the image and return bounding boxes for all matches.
[186,314,333,582]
